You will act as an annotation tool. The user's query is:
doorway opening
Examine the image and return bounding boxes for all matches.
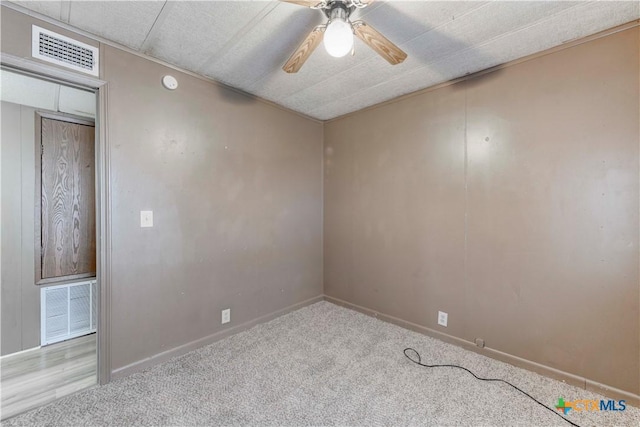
[0,68,99,419]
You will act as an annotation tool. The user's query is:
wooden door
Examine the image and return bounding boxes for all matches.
[37,115,96,283]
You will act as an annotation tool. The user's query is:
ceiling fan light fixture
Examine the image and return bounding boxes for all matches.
[324,18,353,58]
[282,0,407,73]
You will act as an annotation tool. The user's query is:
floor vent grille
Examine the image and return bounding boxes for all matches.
[32,25,99,76]
[41,280,97,346]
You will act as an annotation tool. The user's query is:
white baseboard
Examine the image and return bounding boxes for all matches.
[0,346,41,359]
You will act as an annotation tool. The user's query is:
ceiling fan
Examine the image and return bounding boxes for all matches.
[281,0,407,73]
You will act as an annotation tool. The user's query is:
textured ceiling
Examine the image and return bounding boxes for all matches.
[10,1,640,120]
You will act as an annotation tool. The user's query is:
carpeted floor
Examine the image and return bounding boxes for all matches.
[3,301,639,426]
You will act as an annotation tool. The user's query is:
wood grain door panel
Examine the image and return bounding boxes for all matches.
[40,116,95,281]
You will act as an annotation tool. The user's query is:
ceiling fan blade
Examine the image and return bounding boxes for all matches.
[352,21,407,65]
[279,0,326,8]
[283,26,325,73]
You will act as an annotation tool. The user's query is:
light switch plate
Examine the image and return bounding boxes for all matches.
[140,210,153,228]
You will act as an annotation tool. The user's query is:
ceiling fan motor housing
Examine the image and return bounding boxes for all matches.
[324,1,354,22]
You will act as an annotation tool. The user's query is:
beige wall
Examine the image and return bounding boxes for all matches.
[324,27,640,396]
[103,45,324,372]
[1,6,324,373]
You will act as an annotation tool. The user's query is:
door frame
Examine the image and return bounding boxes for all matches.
[1,53,112,385]
[35,111,96,286]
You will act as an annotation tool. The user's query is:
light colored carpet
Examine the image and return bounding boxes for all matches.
[3,301,639,426]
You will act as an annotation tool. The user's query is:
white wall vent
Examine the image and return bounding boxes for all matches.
[32,25,99,76]
[41,280,97,346]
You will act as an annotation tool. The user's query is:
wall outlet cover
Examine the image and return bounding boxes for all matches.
[221,308,230,324]
[438,311,448,327]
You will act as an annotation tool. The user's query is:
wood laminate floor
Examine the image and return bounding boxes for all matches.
[1,334,97,420]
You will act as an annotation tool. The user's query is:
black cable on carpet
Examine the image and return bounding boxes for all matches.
[403,348,580,427]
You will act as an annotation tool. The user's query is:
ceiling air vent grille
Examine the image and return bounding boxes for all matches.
[32,25,99,76]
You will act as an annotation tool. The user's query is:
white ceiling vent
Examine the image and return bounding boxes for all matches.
[32,25,99,76]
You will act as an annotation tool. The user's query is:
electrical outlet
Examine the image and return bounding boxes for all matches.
[437,311,448,327]
[221,308,230,324]
[140,210,153,227]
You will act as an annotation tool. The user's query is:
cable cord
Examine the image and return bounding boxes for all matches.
[403,348,580,427]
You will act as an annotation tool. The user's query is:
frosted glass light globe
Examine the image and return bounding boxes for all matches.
[324,18,353,58]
